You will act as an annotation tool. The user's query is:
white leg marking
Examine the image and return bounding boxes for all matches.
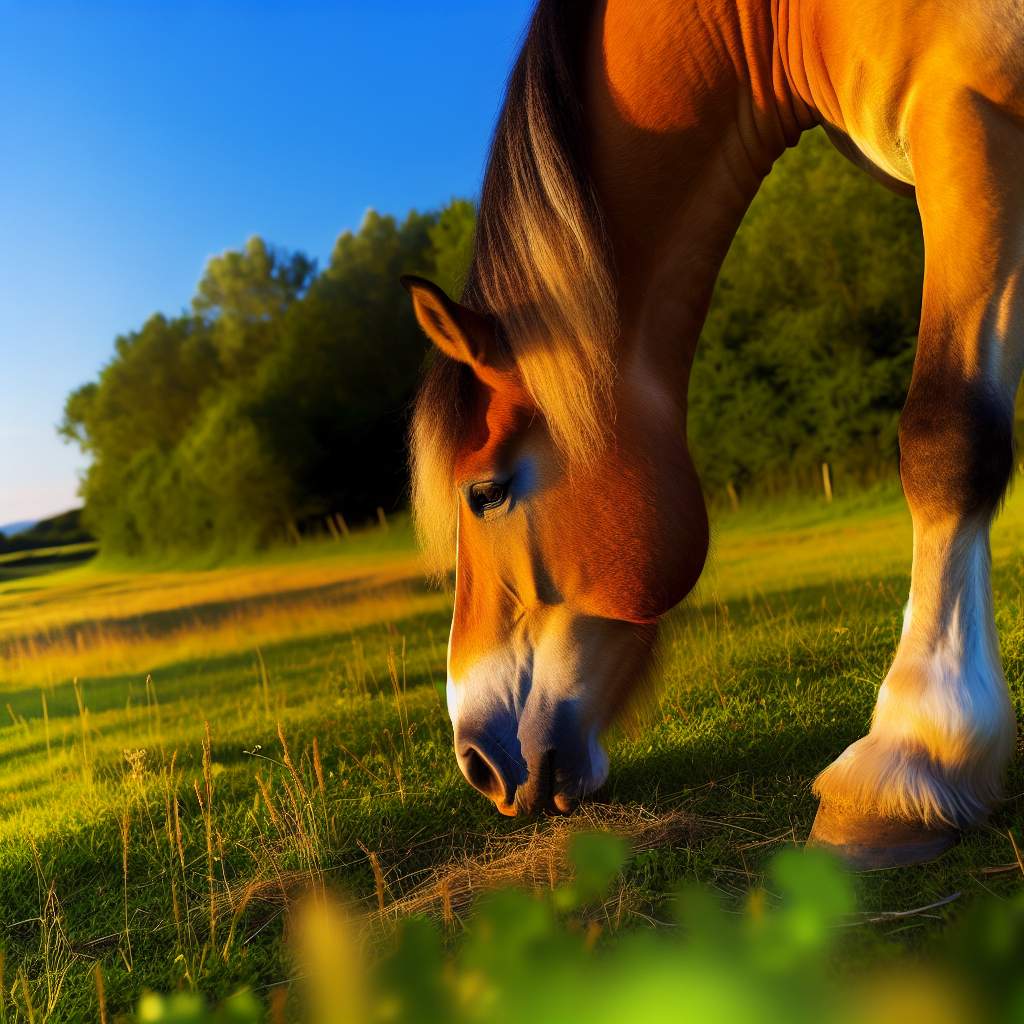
[815,520,1015,826]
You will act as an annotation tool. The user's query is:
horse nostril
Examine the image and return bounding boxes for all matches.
[515,748,557,815]
[461,743,505,801]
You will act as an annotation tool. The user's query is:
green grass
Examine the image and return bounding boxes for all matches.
[0,543,98,584]
[2,489,1022,1021]
[87,515,419,574]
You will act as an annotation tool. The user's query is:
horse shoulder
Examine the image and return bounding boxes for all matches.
[802,0,1024,193]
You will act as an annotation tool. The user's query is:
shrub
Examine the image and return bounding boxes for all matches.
[134,833,1024,1024]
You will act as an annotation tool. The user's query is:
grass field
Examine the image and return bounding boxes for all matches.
[2,486,1023,1021]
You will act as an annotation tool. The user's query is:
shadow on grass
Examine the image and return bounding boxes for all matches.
[0,545,97,584]
[0,605,454,744]
[3,572,438,657]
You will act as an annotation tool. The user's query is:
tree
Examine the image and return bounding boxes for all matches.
[193,236,315,376]
[246,208,440,523]
[428,198,476,298]
[689,128,923,494]
[60,202,471,555]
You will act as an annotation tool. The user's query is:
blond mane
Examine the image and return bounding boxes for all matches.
[411,0,618,574]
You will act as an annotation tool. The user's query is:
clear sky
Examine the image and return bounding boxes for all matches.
[0,1,534,526]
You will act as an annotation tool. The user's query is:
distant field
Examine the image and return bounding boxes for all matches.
[2,489,1023,1021]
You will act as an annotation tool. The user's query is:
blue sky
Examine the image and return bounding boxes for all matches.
[0,1,534,525]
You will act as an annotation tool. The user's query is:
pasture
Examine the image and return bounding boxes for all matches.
[2,486,1023,1021]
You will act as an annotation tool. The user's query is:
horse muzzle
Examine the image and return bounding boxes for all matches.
[454,702,608,816]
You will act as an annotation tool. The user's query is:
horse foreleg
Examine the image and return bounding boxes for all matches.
[811,494,1015,866]
[810,88,1024,868]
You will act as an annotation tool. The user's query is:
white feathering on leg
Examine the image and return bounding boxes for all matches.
[814,522,1015,827]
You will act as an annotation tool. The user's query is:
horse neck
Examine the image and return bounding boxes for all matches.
[585,0,816,398]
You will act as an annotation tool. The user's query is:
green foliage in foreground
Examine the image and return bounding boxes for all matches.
[138,836,1024,1024]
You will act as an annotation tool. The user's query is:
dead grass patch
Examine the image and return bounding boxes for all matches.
[369,804,696,926]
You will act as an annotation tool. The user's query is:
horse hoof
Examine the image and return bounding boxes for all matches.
[807,800,958,870]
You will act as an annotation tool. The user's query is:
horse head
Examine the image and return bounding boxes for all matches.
[405,275,707,814]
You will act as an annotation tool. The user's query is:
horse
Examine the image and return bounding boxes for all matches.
[402,0,1024,868]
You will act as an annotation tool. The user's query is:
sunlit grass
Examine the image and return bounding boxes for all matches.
[0,524,444,687]
[2,493,1023,1021]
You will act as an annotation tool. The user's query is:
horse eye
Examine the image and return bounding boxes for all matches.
[469,480,509,515]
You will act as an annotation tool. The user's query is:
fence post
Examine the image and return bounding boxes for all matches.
[726,481,740,512]
[821,462,833,503]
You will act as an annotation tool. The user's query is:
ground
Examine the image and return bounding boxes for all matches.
[1,485,1022,1021]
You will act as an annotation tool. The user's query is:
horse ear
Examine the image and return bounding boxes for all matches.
[401,275,503,376]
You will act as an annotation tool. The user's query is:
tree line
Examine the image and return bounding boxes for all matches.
[63,130,931,556]
[0,510,91,555]
[62,203,474,555]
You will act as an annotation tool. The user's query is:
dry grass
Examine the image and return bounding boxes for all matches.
[0,545,424,638]
[196,799,695,945]
[0,551,444,687]
[371,804,696,925]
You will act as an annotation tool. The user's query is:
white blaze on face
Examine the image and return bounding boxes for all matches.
[445,516,527,731]
[446,514,463,728]
[444,501,618,799]
[446,647,522,729]
[446,674,461,724]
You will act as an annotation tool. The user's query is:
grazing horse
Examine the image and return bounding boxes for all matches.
[403,0,1024,867]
